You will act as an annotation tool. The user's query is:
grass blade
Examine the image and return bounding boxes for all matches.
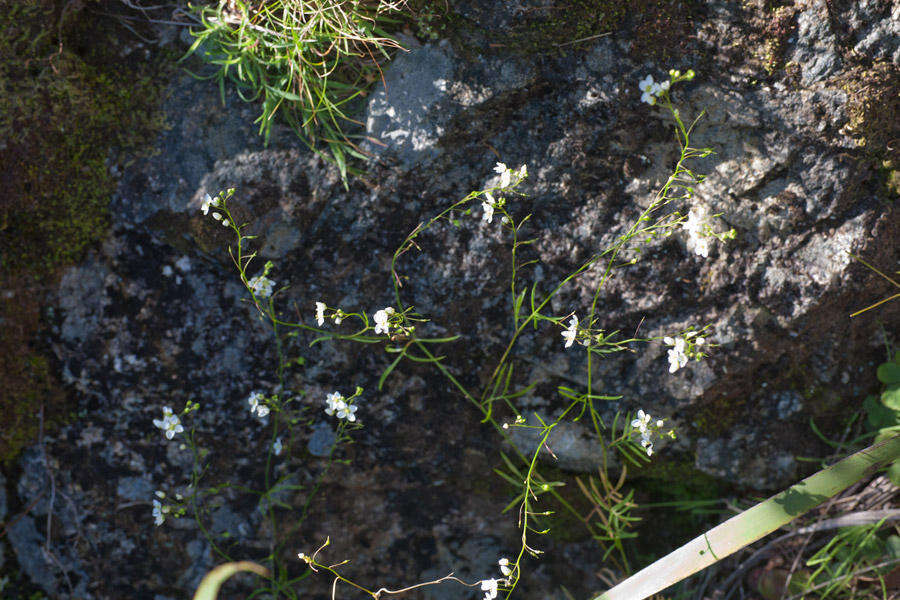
[595,434,900,600]
[193,561,270,600]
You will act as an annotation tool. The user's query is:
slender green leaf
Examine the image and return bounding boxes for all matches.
[378,351,405,390]
[595,435,900,600]
[193,562,269,600]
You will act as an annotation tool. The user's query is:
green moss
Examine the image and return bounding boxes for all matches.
[759,5,798,74]
[627,458,728,561]
[0,1,170,276]
[0,344,66,467]
[837,61,900,164]
[882,166,899,199]
[690,393,748,436]
[406,0,699,59]
[0,0,170,464]
[631,456,727,500]
[499,0,627,55]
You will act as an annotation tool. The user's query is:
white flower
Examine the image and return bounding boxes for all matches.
[333,310,344,325]
[166,415,184,440]
[683,206,712,258]
[517,164,528,179]
[481,578,499,600]
[482,192,495,224]
[325,391,358,422]
[315,301,326,326]
[494,162,511,188]
[248,391,269,419]
[631,409,651,433]
[336,402,358,422]
[152,406,173,427]
[222,219,230,228]
[273,437,283,456]
[153,407,183,440]
[693,237,711,258]
[666,337,689,373]
[248,274,275,298]
[638,74,672,105]
[498,558,512,577]
[212,212,222,221]
[152,499,165,526]
[373,308,392,335]
[325,392,344,416]
[201,193,214,215]
[175,256,191,272]
[640,429,656,456]
[561,315,578,348]
[641,436,654,457]
[632,410,663,457]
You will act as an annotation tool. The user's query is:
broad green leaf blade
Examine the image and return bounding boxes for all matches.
[877,362,900,384]
[595,434,900,600]
[888,459,900,487]
[882,384,900,411]
[193,561,269,600]
[865,395,898,429]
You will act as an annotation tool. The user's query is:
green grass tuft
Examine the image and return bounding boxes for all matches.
[184,0,407,183]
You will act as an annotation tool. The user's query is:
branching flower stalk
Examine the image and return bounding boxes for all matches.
[187,68,736,598]
[373,70,716,570]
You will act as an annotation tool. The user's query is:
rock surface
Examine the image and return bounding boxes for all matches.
[5,0,899,598]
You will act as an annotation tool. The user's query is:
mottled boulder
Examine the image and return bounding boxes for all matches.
[10,1,898,598]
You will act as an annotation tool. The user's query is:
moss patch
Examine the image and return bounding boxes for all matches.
[499,0,627,55]
[406,0,700,59]
[628,458,729,561]
[0,286,66,467]
[631,456,728,500]
[759,4,798,74]
[837,61,900,165]
[0,0,170,464]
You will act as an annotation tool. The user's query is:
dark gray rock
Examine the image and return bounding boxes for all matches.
[789,0,842,84]
[306,422,337,457]
[18,1,899,598]
[211,506,251,540]
[0,470,6,522]
[364,38,535,171]
[695,428,798,491]
[58,259,112,344]
[6,517,59,597]
[112,71,298,227]
[835,0,900,64]
[364,40,457,169]
[178,539,214,592]
[0,471,5,570]
[117,476,154,502]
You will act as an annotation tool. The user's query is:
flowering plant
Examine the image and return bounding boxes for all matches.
[179,67,741,600]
